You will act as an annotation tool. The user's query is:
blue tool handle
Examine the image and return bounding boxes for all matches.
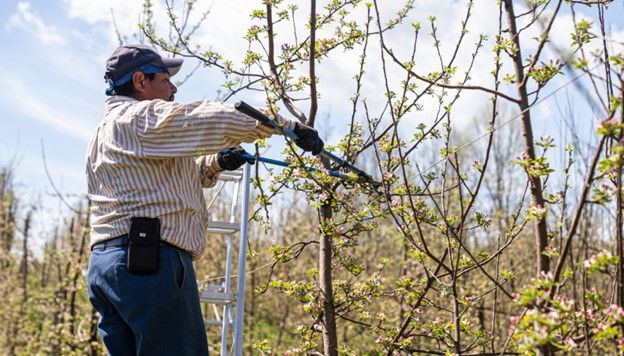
[235,101,339,162]
[234,101,275,127]
[241,153,345,179]
[235,101,377,183]
[320,150,371,178]
[234,101,300,140]
[241,153,289,168]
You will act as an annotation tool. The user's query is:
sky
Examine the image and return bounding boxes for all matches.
[0,0,623,249]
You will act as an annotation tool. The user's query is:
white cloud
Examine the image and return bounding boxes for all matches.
[0,74,93,141]
[57,0,624,137]
[63,0,147,28]
[63,0,175,47]
[6,2,66,45]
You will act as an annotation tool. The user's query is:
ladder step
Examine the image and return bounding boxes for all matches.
[199,291,236,304]
[218,170,244,181]
[207,221,240,234]
[204,319,228,327]
[204,284,225,292]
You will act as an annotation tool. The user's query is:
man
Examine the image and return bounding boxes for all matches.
[86,44,323,355]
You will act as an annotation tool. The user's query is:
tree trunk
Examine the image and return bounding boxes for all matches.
[69,203,91,337]
[20,211,32,302]
[617,86,624,320]
[246,243,257,356]
[89,307,99,356]
[617,151,623,307]
[319,200,338,355]
[503,0,550,274]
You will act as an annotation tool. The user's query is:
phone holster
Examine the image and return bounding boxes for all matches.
[127,217,160,273]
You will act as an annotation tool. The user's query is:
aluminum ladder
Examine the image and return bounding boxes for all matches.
[199,164,251,356]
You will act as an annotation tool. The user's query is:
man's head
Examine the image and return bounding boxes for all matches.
[104,45,183,101]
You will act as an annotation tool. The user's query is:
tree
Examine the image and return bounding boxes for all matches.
[141,0,624,353]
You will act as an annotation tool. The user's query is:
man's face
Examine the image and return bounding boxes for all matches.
[134,72,177,101]
[145,72,177,101]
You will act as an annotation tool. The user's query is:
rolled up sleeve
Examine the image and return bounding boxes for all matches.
[195,154,222,188]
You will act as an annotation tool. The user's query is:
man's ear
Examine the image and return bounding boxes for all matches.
[132,72,146,93]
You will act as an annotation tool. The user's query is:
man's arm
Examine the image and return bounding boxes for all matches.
[126,99,322,161]
[195,154,222,188]
[130,100,281,159]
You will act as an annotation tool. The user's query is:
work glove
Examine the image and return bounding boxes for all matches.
[292,122,324,155]
[217,147,255,171]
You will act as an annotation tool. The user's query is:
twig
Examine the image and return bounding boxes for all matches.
[40,140,80,214]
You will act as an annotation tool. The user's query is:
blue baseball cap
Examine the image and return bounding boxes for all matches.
[104,44,183,95]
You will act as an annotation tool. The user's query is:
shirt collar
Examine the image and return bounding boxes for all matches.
[105,95,138,112]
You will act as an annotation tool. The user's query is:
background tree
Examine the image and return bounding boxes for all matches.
[1,0,623,354]
[141,0,624,353]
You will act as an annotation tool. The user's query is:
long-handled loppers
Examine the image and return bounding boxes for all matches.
[234,101,379,186]
[239,152,347,179]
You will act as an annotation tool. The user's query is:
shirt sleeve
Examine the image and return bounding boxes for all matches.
[195,154,222,188]
[130,100,282,158]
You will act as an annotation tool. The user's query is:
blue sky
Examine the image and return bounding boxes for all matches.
[0,0,233,246]
[0,1,97,216]
[0,1,218,209]
[1,1,623,247]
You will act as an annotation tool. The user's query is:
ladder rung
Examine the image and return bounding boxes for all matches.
[207,221,240,234]
[204,319,227,327]
[218,170,243,181]
[204,284,224,292]
[199,291,236,304]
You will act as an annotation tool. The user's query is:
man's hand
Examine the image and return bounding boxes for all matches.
[293,122,324,155]
[217,147,254,171]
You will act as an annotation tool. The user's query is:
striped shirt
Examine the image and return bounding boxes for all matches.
[86,95,291,258]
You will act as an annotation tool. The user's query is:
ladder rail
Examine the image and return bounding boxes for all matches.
[220,175,241,355]
[233,164,251,356]
[219,233,234,355]
[200,164,251,356]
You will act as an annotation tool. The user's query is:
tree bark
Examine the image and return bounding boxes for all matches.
[503,0,550,274]
[69,203,91,337]
[319,200,338,356]
[617,149,623,307]
[20,211,32,302]
[617,86,624,312]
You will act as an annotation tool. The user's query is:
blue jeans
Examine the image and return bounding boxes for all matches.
[87,237,209,356]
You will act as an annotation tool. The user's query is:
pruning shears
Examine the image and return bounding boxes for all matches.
[234,101,379,186]
[239,152,346,179]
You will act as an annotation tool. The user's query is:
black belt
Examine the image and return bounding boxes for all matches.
[91,234,175,251]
